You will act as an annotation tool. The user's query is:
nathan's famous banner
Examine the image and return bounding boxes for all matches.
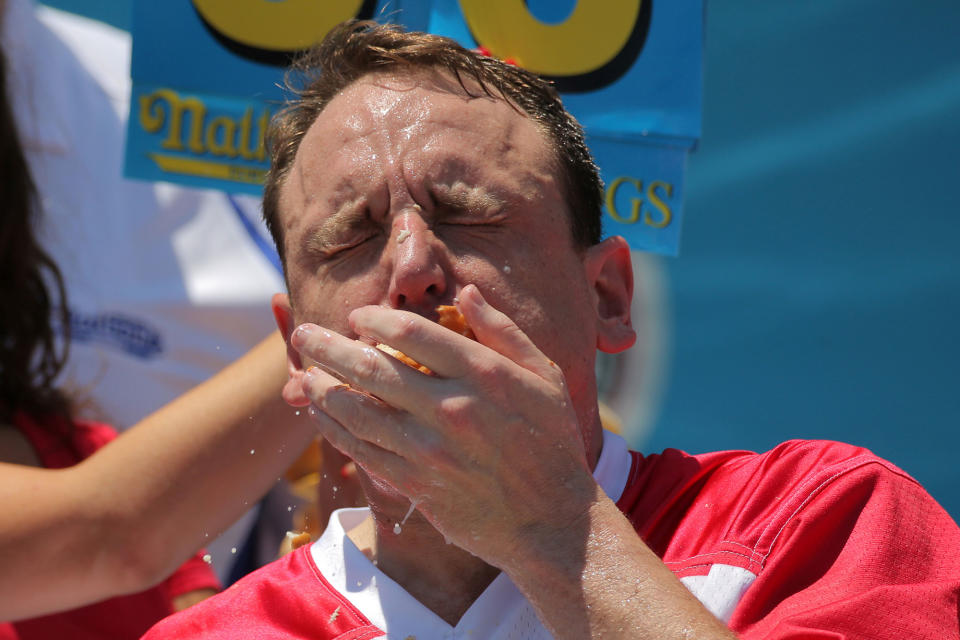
[125,0,702,255]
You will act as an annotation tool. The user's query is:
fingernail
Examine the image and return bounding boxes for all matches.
[293,324,313,343]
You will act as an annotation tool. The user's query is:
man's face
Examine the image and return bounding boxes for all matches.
[276,71,610,413]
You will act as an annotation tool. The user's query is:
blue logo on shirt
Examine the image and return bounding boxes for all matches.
[66,310,164,359]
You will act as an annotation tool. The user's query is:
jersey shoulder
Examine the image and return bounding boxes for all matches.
[143,546,383,640]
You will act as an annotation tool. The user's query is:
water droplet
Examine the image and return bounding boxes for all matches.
[250,449,255,455]
[503,264,511,274]
[295,410,301,416]
[393,523,402,534]
[287,506,293,512]
[230,547,237,554]
[402,498,419,525]
[202,553,212,564]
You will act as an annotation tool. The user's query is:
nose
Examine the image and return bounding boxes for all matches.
[387,212,447,312]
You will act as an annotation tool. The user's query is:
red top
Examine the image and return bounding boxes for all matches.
[142,439,960,639]
[0,413,221,640]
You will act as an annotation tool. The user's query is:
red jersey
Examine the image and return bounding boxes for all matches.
[0,413,221,640]
[142,439,960,639]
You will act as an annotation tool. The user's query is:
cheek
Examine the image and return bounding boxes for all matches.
[483,253,596,368]
[289,268,388,332]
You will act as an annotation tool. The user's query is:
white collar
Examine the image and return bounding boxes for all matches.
[310,429,633,639]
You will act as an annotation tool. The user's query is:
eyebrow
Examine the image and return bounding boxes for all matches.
[430,181,507,217]
[305,197,371,254]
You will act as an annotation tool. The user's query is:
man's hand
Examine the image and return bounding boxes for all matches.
[290,284,597,568]
[291,285,737,638]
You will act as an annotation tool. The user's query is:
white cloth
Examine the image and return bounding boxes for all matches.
[2,0,285,581]
[310,429,633,640]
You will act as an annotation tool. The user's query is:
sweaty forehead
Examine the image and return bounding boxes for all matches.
[322,70,524,144]
[278,71,556,226]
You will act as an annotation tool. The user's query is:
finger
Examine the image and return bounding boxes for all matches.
[347,307,479,380]
[307,403,412,489]
[456,284,561,383]
[292,323,441,414]
[349,304,566,430]
[301,364,431,455]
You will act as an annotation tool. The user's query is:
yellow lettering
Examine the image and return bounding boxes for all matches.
[139,88,206,153]
[139,90,273,162]
[238,107,269,162]
[605,176,643,224]
[192,0,364,52]
[205,115,238,157]
[458,0,642,76]
[644,180,673,229]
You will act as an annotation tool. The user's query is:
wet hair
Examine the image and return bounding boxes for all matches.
[0,45,72,422]
[263,19,603,270]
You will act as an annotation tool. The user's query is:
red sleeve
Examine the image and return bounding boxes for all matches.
[143,546,382,640]
[730,456,960,639]
[159,550,222,600]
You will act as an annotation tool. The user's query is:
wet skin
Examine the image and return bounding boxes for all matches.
[271,70,637,623]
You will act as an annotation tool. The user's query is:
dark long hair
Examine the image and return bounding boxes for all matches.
[0,44,72,422]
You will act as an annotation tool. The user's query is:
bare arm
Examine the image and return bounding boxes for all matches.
[0,331,316,620]
[292,286,736,639]
[506,493,738,639]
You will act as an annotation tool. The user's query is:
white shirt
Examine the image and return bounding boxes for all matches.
[310,429,633,640]
[3,0,284,430]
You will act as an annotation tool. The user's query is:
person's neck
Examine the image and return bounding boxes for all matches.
[347,503,499,625]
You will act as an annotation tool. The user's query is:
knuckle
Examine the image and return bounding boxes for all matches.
[434,395,478,430]
[491,313,517,337]
[351,346,382,381]
[393,314,421,342]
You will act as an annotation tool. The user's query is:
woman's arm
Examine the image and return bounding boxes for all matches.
[0,331,315,620]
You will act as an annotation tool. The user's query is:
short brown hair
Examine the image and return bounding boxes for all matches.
[263,20,603,268]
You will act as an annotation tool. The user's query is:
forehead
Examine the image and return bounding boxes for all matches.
[277,70,562,230]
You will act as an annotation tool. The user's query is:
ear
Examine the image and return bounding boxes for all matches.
[271,292,311,407]
[583,236,636,354]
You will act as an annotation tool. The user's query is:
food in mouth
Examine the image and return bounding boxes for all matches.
[436,304,475,340]
[376,305,474,375]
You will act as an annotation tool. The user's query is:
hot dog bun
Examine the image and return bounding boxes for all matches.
[375,343,434,374]
[436,304,475,340]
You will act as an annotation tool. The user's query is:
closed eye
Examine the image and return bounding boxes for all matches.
[306,214,382,260]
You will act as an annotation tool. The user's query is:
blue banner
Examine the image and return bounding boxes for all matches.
[125,0,702,255]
